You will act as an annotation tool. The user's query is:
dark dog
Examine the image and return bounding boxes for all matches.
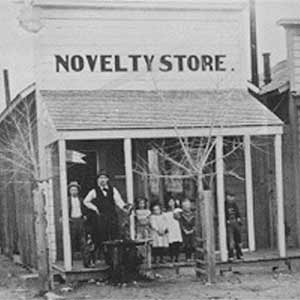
[82,234,96,268]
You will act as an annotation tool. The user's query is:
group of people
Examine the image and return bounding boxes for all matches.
[134,192,244,263]
[68,170,132,268]
[67,170,243,268]
[135,197,195,263]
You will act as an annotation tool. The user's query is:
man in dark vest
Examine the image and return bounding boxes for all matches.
[83,170,131,260]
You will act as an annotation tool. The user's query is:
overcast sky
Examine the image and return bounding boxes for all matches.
[0,0,299,112]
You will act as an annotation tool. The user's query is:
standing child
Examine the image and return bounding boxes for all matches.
[68,181,86,263]
[179,198,195,261]
[225,192,243,261]
[135,197,151,240]
[165,198,183,262]
[150,203,169,264]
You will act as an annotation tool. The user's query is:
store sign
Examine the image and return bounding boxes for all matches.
[54,54,227,73]
[36,7,246,90]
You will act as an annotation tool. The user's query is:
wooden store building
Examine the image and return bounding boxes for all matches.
[0,0,290,277]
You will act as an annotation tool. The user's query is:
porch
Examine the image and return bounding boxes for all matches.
[39,89,287,280]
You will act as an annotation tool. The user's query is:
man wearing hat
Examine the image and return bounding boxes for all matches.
[68,181,86,258]
[83,170,131,258]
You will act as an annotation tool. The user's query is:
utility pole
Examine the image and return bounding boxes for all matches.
[3,69,11,107]
[249,0,259,87]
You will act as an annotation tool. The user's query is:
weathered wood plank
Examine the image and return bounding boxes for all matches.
[275,135,286,258]
[58,139,72,271]
[244,135,255,251]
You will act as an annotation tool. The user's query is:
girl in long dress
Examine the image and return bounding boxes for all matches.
[150,203,169,263]
[165,198,183,262]
[135,197,151,240]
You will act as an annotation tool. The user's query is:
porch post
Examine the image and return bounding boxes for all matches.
[274,134,286,257]
[124,138,135,239]
[58,139,72,271]
[216,136,227,261]
[244,135,256,251]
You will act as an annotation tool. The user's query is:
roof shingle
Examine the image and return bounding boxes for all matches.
[40,89,282,131]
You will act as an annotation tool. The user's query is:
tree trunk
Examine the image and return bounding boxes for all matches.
[195,174,216,283]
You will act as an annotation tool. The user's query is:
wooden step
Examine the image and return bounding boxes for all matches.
[53,261,110,283]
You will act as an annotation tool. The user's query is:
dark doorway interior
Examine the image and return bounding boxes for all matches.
[67,150,98,198]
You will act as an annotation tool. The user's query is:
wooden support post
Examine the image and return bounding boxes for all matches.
[45,146,57,264]
[146,240,152,270]
[216,136,227,262]
[58,139,72,271]
[124,138,135,240]
[244,135,256,251]
[274,134,286,257]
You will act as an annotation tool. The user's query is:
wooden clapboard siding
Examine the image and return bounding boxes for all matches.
[289,31,300,91]
[0,167,16,258]
[0,189,5,252]
[35,5,247,91]
[14,180,37,267]
[0,159,11,256]
[251,135,276,250]
[282,125,297,247]
[279,24,300,92]
[0,94,38,268]
[280,22,300,247]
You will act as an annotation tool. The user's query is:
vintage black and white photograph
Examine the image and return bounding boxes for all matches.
[0,0,300,299]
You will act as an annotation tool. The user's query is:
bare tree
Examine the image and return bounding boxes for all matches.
[134,135,245,193]
[132,83,250,283]
[0,96,52,291]
[133,88,246,195]
[0,98,39,183]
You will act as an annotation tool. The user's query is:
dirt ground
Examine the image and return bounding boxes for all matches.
[2,255,300,300]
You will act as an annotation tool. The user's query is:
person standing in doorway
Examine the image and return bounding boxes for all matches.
[83,170,131,260]
[68,181,85,261]
[225,192,243,261]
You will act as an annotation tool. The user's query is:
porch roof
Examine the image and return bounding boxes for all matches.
[40,89,283,132]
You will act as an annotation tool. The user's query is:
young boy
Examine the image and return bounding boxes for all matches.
[68,181,85,260]
[179,198,195,261]
[225,192,243,261]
